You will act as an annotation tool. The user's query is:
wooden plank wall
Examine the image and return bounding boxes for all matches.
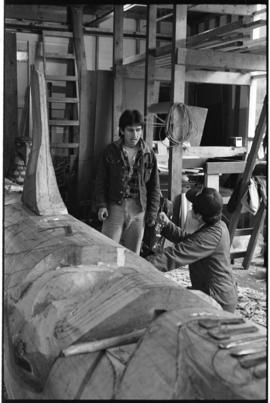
[4,32,18,176]
[92,71,113,182]
[77,70,113,217]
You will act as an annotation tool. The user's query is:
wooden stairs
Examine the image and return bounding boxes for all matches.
[42,30,80,203]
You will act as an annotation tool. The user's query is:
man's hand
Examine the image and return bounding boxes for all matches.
[146,251,169,272]
[159,212,170,226]
[98,207,109,221]
[146,219,155,227]
[145,215,155,227]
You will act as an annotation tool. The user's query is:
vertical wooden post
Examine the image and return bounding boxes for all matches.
[144,5,157,148]
[168,5,187,211]
[4,32,18,176]
[113,5,123,141]
[70,6,87,90]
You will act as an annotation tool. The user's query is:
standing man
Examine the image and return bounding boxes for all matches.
[95,109,160,254]
[147,187,238,313]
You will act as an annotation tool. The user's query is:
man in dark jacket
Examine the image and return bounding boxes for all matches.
[95,109,160,254]
[147,187,238,312]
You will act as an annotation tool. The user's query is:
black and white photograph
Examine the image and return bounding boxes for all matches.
[2,2,267,400]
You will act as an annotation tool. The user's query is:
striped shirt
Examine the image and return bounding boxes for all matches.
[121,141,143,199]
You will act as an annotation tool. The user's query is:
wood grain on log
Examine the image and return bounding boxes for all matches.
[22,68,67,215]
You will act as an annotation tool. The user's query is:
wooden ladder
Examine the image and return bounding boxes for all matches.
[228,95,266,269]
[42,30,80,203]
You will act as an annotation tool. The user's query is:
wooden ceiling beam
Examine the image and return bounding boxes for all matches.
[121,65,251,85]
[5,18,69,33]
[5,18,171,42]
[177,47,266,72]
[187,4,258,16]
[5,5,67,23]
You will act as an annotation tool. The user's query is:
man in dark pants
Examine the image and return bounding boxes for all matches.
[95,109,160,254]
[147,187,238,313]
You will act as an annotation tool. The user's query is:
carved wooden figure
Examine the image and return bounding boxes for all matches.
[4,69,266,399]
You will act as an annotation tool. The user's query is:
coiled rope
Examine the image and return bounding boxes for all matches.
[165,103,194,146]
[146,103,198,148]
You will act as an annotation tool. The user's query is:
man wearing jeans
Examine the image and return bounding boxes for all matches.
[95,109,160,254]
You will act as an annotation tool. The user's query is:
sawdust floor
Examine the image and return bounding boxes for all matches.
[165,254,267,328]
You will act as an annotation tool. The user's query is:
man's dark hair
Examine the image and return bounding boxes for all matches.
[189,187,223,225]
[119,110,144,135]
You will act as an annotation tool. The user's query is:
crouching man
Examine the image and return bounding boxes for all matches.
[147,187,238,313]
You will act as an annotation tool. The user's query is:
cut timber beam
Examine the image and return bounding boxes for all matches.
[187,4,258,16]
[183,146,246,159]
[22,68,67,215]
[185,70,251,85]
[177,48,266,72]
[5,5,68,23]
[122,65,251,85]
[206,161,246,175]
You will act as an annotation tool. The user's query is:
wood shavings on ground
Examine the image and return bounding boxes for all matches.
[164,267,191,288]
[235,286,266,327]
[164,266,267,328]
